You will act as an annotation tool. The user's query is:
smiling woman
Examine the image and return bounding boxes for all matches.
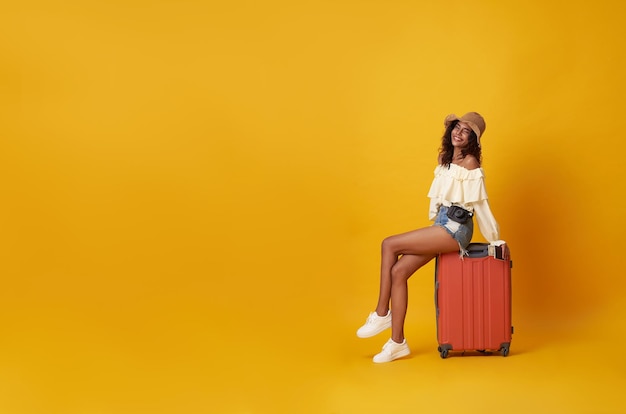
[356,111,508,363]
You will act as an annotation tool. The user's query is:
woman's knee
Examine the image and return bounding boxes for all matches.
[390,254,433,283]
[390,263,411,284]
[381,235,398,255]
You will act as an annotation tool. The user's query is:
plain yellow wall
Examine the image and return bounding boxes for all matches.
[1,1,625,412]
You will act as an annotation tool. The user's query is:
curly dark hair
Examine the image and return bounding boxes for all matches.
[439,120,482,167]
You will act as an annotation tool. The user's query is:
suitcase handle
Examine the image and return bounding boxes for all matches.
[466,243,506,260]
[466,243,489,258]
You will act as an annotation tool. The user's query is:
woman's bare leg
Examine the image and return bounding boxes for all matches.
[387,254,434,342]
[374,226,460,342]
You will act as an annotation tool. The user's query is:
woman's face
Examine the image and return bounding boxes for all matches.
[451,121,473,148]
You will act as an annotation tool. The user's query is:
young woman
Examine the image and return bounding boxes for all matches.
[356,112,507,363]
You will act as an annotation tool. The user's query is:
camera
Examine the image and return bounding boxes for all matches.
[446,205,472,224]
[453,209,465,219]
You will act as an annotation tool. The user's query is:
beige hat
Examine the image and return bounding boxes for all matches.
[444,112,486,145]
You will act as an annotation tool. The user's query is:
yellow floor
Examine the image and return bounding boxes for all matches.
[3,258,624,414]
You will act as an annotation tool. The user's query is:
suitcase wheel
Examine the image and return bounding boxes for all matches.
[438,345,451,359]
[500,344,510,357]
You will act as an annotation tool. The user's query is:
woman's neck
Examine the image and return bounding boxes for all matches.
[452,149,464,161]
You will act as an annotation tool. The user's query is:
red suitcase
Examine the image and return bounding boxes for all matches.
[435,243,513,358]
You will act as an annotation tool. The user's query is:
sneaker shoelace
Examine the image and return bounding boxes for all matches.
[381,341,394,354]
[366,313,382,324]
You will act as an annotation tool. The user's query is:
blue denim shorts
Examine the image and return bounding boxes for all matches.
[433,205,474,251]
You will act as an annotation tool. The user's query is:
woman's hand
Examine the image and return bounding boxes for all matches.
[501,243,510,261]
[489,240,509,260]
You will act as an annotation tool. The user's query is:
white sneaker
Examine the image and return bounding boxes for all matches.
[373,338,410,363]
[356,310,391,338]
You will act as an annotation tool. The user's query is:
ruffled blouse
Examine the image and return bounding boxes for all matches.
[427,163,503,245]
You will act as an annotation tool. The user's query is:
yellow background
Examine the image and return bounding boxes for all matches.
[1,1,625,413]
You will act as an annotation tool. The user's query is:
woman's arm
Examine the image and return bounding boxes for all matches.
[472,199,505,246]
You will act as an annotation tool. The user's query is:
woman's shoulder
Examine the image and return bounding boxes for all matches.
[435,155,480,171]
[459,154,480,170]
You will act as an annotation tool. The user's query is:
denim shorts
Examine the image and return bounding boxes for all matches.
[433,205,474,251]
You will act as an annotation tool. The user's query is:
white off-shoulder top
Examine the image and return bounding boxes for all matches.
[427,163,504,246]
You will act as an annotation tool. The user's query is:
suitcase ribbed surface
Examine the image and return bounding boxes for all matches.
[435,244,512,356]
